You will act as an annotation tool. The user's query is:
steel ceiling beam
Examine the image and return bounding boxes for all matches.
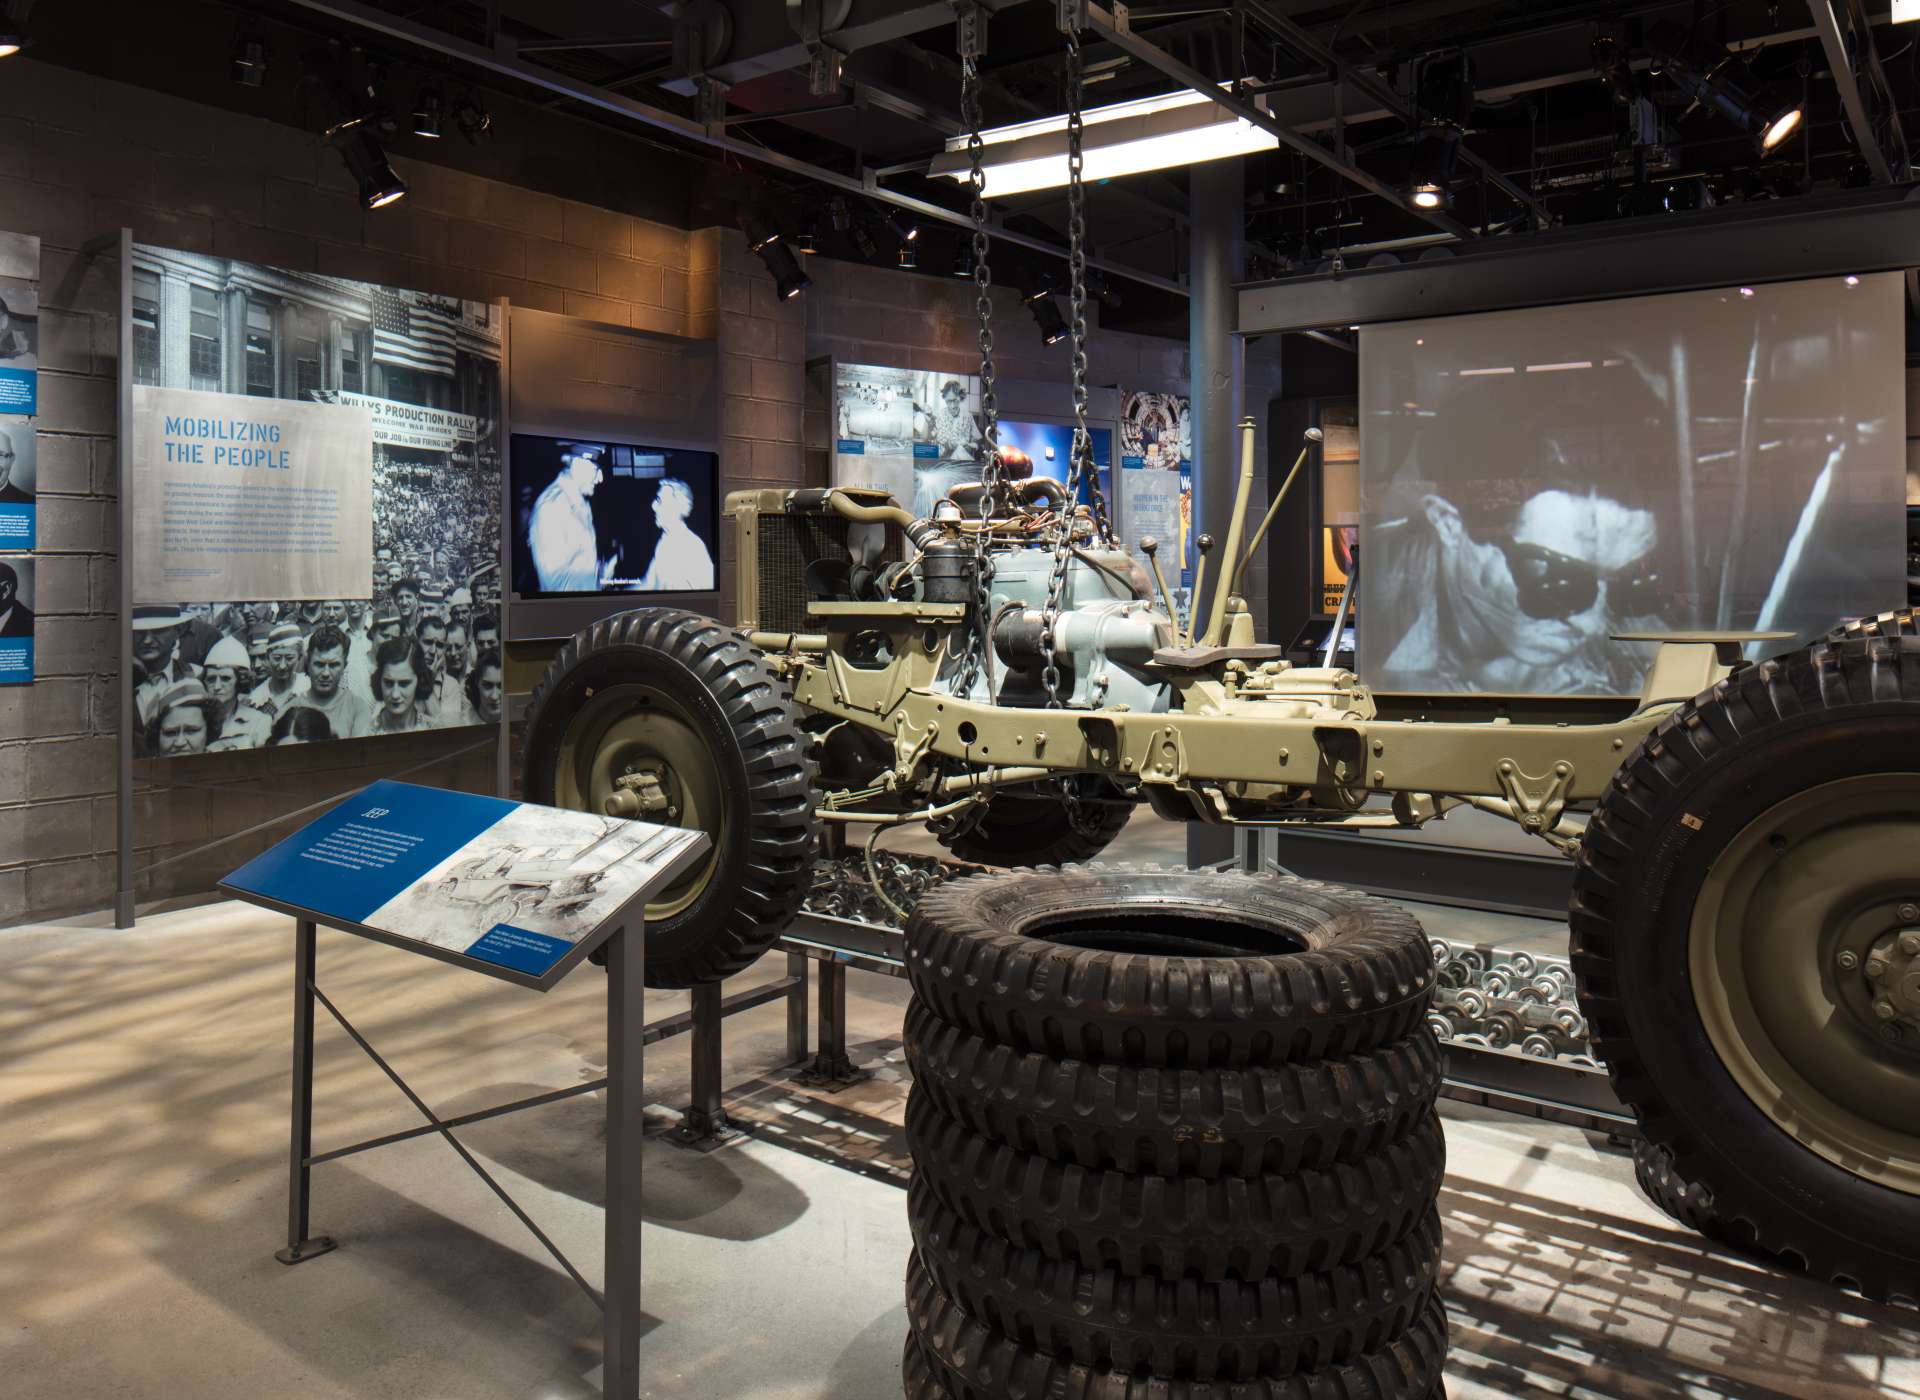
[1078,2,1479,239]
[276,0,1188,296]
[1238,0,1551,229]
[1808,0,1910,185]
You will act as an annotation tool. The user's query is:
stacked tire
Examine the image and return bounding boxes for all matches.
[899,864,1451,1399]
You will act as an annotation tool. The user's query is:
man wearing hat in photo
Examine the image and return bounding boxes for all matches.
[132,605,200,725]
[442,586,473,679]
[246,620,310,718]
[293,622,372,740]
[529,442,609,592]
[200,636,271,751]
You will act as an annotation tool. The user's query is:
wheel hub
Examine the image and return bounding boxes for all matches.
[1689,774,1920,1196]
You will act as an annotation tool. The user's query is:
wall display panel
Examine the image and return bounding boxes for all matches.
[511,434,718,596]
[129,246,503,754]
[1360,274,1907,695]
[832,362,983,517]
[0,552,30,685]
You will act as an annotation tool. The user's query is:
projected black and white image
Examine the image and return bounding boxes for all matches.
[1360,274,1907,695]
[512,434,718,596]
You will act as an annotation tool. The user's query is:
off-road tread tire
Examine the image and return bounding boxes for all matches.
[1631,1139,1722,1237]
[910,1183,1441,1379]
[936,785,1133,867]
[903,1332,948,1400]
[520,607,818,988]
[905,1091,1445,1280]
[1826,608,1917,642]
[907,1254,1449,1400]
[904,999,1442,1178]
[1570,634,1920,1304]
[905,864,1434,1068]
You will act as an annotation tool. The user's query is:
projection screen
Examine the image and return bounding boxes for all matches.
[1359,273,1907,696]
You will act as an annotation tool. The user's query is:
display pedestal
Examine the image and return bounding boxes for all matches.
[223,781,710,1400]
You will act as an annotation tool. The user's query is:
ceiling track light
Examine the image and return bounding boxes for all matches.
[849,222,878,262]
[950,246,975,278]
[885,212,919,246]
[757,239,810,301]
[897,244,917,270]
[232,36,268,88]
[329,119,407,210]
[1647,29,1803,154]
[795,227,819,255]
[1024,288,1068,346]
[411,88,443,138]
[742,213,781,255]
[1406,125,1460,211]
[0,0,34,58]
[454,93,491,144]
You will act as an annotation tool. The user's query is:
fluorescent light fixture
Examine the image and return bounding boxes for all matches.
[1897,0,1920,22]
[928,84,1277,197]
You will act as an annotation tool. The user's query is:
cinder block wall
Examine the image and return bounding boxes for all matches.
[0,59,703,924]
[0,59,1269,926]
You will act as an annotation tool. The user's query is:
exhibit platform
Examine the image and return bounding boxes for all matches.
[3,887,1914,1400]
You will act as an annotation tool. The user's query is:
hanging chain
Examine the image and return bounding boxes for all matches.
[1038,23,1090,708]
[950,40,999,703]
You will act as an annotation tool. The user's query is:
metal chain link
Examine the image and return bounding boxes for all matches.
[951,47,1000,702]
[1038,24,1091,708]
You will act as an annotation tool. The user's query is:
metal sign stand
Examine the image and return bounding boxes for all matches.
[272,912,647,1399]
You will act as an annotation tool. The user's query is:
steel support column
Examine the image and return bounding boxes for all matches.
[1190,159,1244,621]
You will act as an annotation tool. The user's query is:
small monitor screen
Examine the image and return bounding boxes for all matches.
[511,434,718,596]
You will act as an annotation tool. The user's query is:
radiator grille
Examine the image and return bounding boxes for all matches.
[754,512,905,633]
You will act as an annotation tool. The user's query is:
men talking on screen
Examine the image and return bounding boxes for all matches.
[529,442,608,591]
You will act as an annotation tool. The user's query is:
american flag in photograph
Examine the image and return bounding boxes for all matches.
[371,288,459,376]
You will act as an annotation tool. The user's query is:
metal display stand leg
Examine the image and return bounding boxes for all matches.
[603,922,644,1400]
[271,920,648,1398]
[277,920,336,1265]
[784,951,810,1065]
[797,959,868,1088]
[671,982,742,1149]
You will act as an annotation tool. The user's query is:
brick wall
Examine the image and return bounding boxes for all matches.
[0,58,705,925]
[0,58,1260,927]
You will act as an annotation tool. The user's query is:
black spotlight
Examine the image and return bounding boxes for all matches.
[760,240,811,300]
[412,89,444,138]
[829,197,852,231]
[1650,33,1802,154]
[742,214,780,254]
[454,93,491,144]
[0,0,32,58]
[331,122,408,209]
[885,212,919,246]
[1025,287,1068,346]
[897,243,917,270]
[1407,126,1459,211]
[232,37,268,87]
[950,244,975,278]
[849,221,878,262]
[795,225,819,255]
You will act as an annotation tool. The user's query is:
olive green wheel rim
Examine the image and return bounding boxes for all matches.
[553,684,723,921]
[1689,774,1920,1196]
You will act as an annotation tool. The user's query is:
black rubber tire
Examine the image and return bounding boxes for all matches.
[936,782,1133,867]
[910,1181,1441,1379]
[1826,608,1917,642]
[905,864,1433,1069]
[908,1252,1449,1400]
[521,608,818,989]
[1570,634,1920,1304]
[905,1090,1445,1280]
[903,1332,948,1400]
[1631,1139,1723,1238]
[904,998,1442,1178]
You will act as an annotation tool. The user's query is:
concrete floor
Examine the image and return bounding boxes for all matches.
[3,838,1918,1399]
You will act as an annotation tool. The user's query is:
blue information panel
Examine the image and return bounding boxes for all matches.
[0,366,35,415]
[0,499,30,550]
[223,780,707,985]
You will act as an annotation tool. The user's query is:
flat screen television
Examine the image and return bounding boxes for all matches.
[511,433,719,597]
